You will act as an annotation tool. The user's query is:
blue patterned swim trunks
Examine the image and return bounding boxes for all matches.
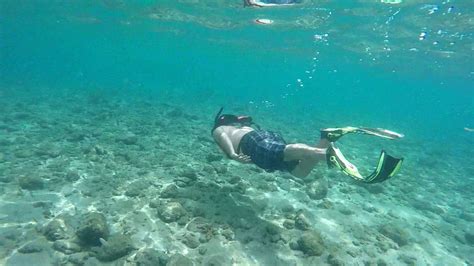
[239,130,298,172]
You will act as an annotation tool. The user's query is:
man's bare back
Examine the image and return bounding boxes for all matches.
[212,126,254,158]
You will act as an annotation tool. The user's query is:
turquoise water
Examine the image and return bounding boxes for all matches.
[1,1,473,265]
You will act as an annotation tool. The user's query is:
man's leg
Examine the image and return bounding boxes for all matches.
[283,144,326,178]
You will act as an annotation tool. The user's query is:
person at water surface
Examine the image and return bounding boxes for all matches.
[212,108,405,183]
[245,0,299,7]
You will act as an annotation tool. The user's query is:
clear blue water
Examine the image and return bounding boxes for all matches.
[0,0,473,265]
[2,1,472,136]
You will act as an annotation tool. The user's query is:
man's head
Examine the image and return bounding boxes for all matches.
[211,107,253,133]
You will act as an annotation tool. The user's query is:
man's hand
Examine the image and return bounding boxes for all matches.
[231,153,252,164]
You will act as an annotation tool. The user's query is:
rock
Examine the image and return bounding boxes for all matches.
[182,233,200,249]
[297,231,325,256]
[175,177,194,187]
[411,199,444,215]
[186,217,215,242]
[283,219,295,229]
[160,184,179,198]
[378,224,410,247]
[228,176,241,185]
[339,207,355,216]
[206,153,221,163]
[289,241,299,250]
[43,219,69,241]
[327,254,345,266]
[362,204,378,213]
[178,166,198,180]
[93,145,107,155]
[35,143,61,158]
[167,108,184,118]
[68,252,89,265]
[364,184,384,194]
[12,112,31,120]
[76,212,109,246]
[186,217,211,232]
[67,132,87,142]
[281,204,295,213]
[65,171,80,182]
[157,202,186,223]
[221,229,234,241]
[117,132,138,145]
[453,233,466,244]
[202,254,230,266]
[198,246,207,255]
[18,241,44,253]
[459,212,474,222]
[134,248,169,266]
[95,234,135,262]
[18,175,44,190]
[265,224,280,236]
[14,149,34,158]
[306,178,328,200]
[234,181,248,194]
[398,254,417,265]
[53,240,82,254]
[465,231,474,245]
[0,174,13,183]
[125,180,150,197]
[149,198,162,209]
[295,213,311,231]
[167,254,194,266]
[211,162,227,174]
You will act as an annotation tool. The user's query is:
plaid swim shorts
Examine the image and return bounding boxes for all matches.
[239,130,298,172]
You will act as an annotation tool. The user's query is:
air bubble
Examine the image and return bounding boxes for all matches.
[419,32,427,40]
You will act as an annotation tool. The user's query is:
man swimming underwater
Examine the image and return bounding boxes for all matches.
[212,108,404,183]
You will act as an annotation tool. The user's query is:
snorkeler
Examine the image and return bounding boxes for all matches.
[244,0,298,8]
[212,108,404,183]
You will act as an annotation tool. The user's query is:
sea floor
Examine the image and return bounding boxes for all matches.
[0,89,472,266]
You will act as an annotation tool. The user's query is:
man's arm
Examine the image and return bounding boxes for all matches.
[213,128,252,163]
[214,131,238,159]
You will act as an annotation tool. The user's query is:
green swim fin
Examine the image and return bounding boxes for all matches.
[321,126,404,142]
[364,150,403,183]
[326,143,403,183]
